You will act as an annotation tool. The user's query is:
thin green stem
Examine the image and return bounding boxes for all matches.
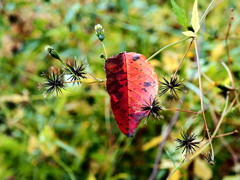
[212,92,229,137]
[167,160,185,180]
[87,73,105,82]
[101,42,108,59]
[221,61,240,112]
[64,80,82,84]
[164,108,199,114]
[52,154,75,180]
[149,0,216,63]
[202,72,215,84]
[63,73,105,84]
[221,61,234,86]
[167,139,209,180]
[200,0,216,25]
[147,37,190,61]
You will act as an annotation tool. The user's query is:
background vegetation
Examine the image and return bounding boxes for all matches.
[0,0,239,179]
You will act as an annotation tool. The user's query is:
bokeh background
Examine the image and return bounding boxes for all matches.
[0,0,239,179]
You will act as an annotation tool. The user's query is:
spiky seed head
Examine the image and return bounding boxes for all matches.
[175,132,200,155]
[159,75,183,99]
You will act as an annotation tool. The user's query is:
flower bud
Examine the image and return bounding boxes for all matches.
[45,45,61,60]
[94,24,105,41]
[100,53,106,59]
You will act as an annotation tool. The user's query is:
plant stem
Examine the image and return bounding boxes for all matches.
[166,77,230,180]
[173,39,194,76]
[194,38,214,159]
[221,61,234,85]
[58,58,81,81]
[101,42,108,59]
[52,155,75,180]
[202,72,215,84]
[164,108,199,114]
[147,37,190,61]
[225,8,234,65]
[148,0,217,63]
[148,97,185,180]
[200,0,216,24]
[87,73,105,82]
[215,130,238,138]
[105,96,111,137]
[212,92,229,137]
[63,74,105,84]
[221,61,240,112]
[64,80,82,84]
[167,160,185,180]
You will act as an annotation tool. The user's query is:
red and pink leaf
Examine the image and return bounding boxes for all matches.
[105,52,159,137]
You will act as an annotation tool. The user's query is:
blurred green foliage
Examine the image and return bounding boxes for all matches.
[0,0,239,179]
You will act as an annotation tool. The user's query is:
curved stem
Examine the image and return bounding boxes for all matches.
[221,61,234,86]
[212,92,229,137]
[52,154,75,180]
[200,0,216,25]
[221,61,240,112]
[167,160,185,180]
[147,37,190,61]
[202,72,215,84]
[173,39,194,76]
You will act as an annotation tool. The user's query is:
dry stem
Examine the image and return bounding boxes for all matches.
[173,39,194,76]
[194,38,214,158]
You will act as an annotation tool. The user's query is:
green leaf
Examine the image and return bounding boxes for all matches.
[191,0,200,32]
[171,0,188,28]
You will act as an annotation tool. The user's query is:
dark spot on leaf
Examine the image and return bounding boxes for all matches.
[114,92,123,99]
[8,14,19,24]
[144,82,151,87]
[126,133,133,138]
[142,88,147,92]
[132,54,140,61]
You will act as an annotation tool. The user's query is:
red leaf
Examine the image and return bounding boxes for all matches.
[105,52,159,137]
